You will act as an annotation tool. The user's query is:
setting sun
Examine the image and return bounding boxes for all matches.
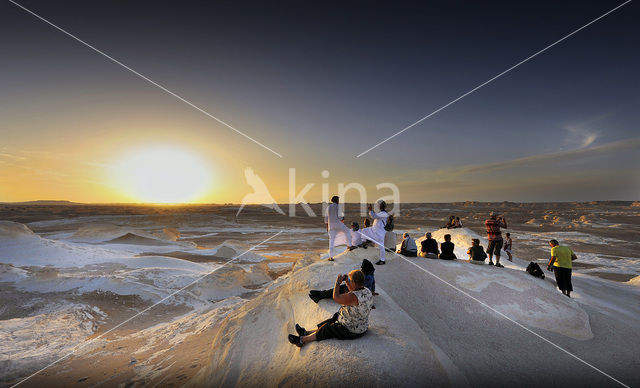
[111,146,213,203]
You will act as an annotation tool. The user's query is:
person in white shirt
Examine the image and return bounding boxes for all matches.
[358,201,389,265]
[325,196,355,261]
[350,222,363,247]
[397,232,417,257]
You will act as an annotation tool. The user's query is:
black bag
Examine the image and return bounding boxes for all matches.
[526,262,545,279]
[384,214,394,231]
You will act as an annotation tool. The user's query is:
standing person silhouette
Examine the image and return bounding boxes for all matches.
[359,201,389,265]
[485,212,507,267]
[325,196,355,261]
[504,232,513,262]
[547,239,577,297]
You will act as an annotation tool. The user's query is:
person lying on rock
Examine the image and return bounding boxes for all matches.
[289,270,374,347]
[308,259,378,303]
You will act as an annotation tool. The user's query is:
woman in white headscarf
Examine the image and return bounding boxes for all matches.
[358,201,389,265]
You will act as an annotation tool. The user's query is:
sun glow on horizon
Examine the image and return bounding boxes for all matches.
[110,146,213,204]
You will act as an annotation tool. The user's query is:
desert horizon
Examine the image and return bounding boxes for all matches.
[3,199,639,205]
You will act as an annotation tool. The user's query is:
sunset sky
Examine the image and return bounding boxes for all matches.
[1,0,638,203]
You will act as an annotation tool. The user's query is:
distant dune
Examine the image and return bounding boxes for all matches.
[0,200,79,205]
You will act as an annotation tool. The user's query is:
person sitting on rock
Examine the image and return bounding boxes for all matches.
[439,234,457,260]
[289,270,373,347]
[454,217,463,228]
[444,215,455,229]
[467,238,487,264]
[419,232,439,258]
[351,222,363,247]
[308,259,377,303]
[397,232,418,257]
[361,218,372,248]
[361,258,377,296]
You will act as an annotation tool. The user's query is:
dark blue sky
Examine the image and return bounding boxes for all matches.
[1,1,638,202]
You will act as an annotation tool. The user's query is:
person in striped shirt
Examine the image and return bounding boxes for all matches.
[485,212,507,268]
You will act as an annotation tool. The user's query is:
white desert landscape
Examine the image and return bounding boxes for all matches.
[3,1,639,386]
[0,202,639,387]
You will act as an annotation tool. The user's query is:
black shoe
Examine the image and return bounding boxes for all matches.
[375,260,386,265]
[295,323,308,336]
[488,261,494,266]
[495,263,504,268]
[308,291,321,304]
[288,334,303,347]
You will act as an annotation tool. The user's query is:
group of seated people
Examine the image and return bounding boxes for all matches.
[443,215,463,229]
[349,219,372,248]
[397,231,498,265]
[397,232,457,260]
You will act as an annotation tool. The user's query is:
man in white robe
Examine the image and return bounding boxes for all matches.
[325,196,354,261]
[358,201,389,265]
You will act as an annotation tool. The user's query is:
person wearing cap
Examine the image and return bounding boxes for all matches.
[397,232,417,257]
[485,212,507,267]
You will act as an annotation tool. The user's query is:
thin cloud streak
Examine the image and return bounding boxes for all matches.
[0,153,27,161]
[565,125,599,148]
[396,136,640,187]
[452,137,640,175]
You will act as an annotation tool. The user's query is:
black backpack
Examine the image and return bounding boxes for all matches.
[384,214,394,231]
[526,262,545,279]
